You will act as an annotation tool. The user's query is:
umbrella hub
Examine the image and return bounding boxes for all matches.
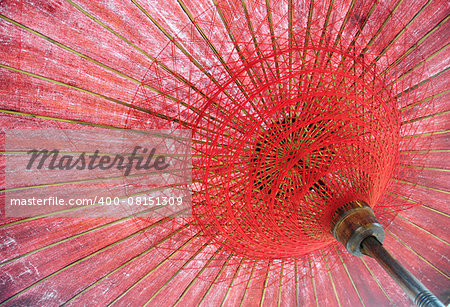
[330,200,384,256]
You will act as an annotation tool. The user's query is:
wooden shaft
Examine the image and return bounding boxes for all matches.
[361,236,444,307]
[331,201,445,307]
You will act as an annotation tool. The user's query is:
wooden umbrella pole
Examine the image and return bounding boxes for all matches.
[331,201,444,307]
[361,236,444,307]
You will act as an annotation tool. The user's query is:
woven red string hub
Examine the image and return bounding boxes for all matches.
[192,37,401,259]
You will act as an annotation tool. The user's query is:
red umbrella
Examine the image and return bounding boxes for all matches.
[0,0,449,306]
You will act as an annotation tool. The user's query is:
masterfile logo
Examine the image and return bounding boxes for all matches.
[25,146,170,176]
[4,129,192,218]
